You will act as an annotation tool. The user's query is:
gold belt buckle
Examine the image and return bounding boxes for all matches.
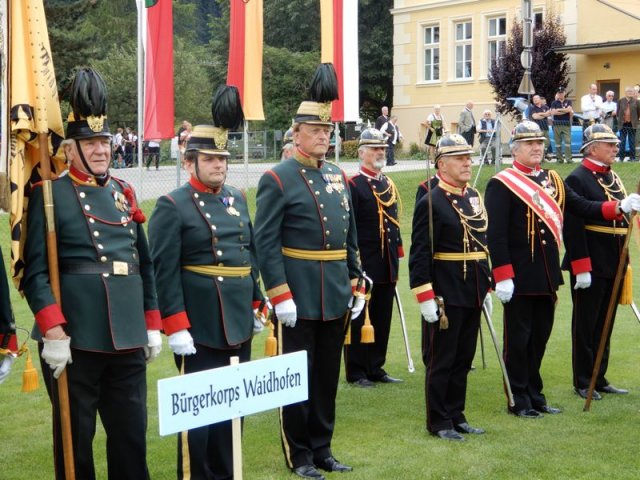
[112,261,129,276]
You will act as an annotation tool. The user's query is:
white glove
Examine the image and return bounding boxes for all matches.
[483,293,493,318]
[420,299,438,323]
[574,272,592,290]
[42,338,73,379]
[168,329,196,356]
[0,355,16,384]
[275,299,297,328]
[348,294,366,318]
[253,316,265,335]
[144,330,162,363]
[495,279,515,304]
[620,193,640,213]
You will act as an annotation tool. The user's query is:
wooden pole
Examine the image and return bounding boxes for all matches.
[584,211,636,412]
[39,133,75,478]
[230,356,243,480]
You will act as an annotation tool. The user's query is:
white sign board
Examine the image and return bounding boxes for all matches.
[157,351,308,436]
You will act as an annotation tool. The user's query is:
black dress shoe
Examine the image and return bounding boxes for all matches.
[315,456,353,472]
[535,405,562,414]
[293,465,325,479]
[575,388,602,400]
[350,378,376,388]
[434,429,465,441]
[510,408,543,419]
[374,374,403,384]
[597,385,629,394]
[455,422,485,434]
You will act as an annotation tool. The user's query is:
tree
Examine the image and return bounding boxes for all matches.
[489,12,570,116]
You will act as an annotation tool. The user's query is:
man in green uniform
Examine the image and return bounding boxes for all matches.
[148,86,265,479]
[254,64,364,480]
[22,68,162,480]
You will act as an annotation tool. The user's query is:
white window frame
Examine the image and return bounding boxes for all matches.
[422,24,440,83]
[487,16,507,75]
[453,20,473,80]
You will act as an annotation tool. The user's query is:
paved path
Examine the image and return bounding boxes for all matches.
[110,156,505,201]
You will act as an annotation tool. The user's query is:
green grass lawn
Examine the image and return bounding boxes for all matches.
[2,163,640,479]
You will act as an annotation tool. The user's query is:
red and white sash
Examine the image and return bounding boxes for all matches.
[494,168,563,244]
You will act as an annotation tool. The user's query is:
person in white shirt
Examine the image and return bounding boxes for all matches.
[381,115,403,166]
[476,110,496,165]
[601,91,617,130]
[581,84,604,130]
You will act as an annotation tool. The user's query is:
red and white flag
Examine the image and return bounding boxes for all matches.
[321,0,359,122]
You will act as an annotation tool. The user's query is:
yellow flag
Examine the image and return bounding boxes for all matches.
[9,0,67,289]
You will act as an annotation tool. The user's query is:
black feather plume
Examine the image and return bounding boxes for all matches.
[70,68,108,120]
[308,63,339,103]
[212,85,244,130]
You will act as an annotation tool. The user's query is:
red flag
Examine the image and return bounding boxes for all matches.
[144,0,174,139]
[227,0,264,121]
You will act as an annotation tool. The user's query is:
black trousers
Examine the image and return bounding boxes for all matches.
[421,305,480,433]
[175,341,251,480]
[39,347,149,480]
[344,282,395,382]
[570,275,618,390]
[277,317,345,469]
[503,295,555,411]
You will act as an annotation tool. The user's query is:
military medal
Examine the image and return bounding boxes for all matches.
[342,194,350,212]
[223,196,240,216]
[469,196,481,214]
[113,190,128,212]
[322,174,334,193]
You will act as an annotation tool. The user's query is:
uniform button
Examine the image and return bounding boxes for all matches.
[323,217,328,221]
[89,218,95,224]
[542,240,547,245]
[301,169,307,173]
[453,199,458,204]
[343,215,346,220]
[206,213,211,219]
[239,222,244,227]
[326,244,331,249]
[320,204,325,209]
[240,246,245,251]
[315,191,320,196]
[102,273,109,278]
[199,201,205,206]
[97,244,104,250]
[94,231,100,237]
[540,229,546,234]
[217,250,223,256]
[342,242,347,247]
[343,229,347,233]
[384,218,388,223]
[538,219,542,223]
[239,235,244,241]
[132,253,137,259]
[100,256,107,263]
[79,192,86,198]
[218,262,224,266]
[84,205,91,211]
[387,228,391,232]
[309,180,314,184]
[121,217,128,224]
[217,276,224,282]
[130,229,134,235]
[194,193,199,199]
[211,225,217,231]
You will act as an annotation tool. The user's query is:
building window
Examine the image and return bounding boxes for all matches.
[423,25,440,82]
[534,11,543,30]
[488,16,507,72]
[454,20,472,79]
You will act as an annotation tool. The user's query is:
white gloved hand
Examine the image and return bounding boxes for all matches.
[348,294,366,318]
[574,272,592,290]
[420,299,438,323]
[42,337,73,379]
[275,299,297,328]
[495,279,515,304]
[253,316,265,335]
[620,193,640,213]
[483,293,493,317]
[168,329,196,356]
[144,330,162,363]
[0,355,16,384]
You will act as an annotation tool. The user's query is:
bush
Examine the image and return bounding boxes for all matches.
[342,140,359,159]
[408,142,422,157]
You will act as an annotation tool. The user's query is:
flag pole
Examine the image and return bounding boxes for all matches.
[137,0,145,190]
[38,133,76,479]
[0,0,9,211]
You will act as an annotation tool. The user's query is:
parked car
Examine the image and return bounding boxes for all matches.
[548,115,584,157]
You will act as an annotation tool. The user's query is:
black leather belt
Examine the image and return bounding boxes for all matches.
[60,261,140,276]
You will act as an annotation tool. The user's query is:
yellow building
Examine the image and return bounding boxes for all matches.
[391,0,640,148]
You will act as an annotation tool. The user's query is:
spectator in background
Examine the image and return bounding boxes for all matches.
[422,105,446,161]
[477,110,496,165]
[179,121,193,164]
[145,139,161,170]
[375,106,389,131]
[550,87,573,163]
[123,127,135,167]
[457,101,476,147]
[381,115,402,166]
[112,127,124,168]
[280,127,294,161]
[601,91,617,131]
[581,84,604,130]
[616,86,639,162]
[526,95,553,160]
